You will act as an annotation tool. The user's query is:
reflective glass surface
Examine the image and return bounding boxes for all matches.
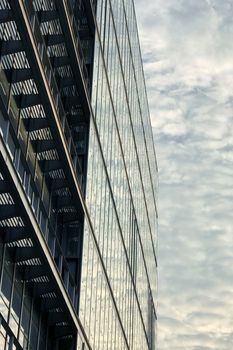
[79,0,158,349]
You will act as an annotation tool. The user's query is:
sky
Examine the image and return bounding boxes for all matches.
[135,0,233,349]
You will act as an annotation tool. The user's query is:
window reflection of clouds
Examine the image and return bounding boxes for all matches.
[79,0,158,348]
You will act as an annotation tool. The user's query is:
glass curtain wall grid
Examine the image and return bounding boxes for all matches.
[79,0,158,349]
[0,0,158,350]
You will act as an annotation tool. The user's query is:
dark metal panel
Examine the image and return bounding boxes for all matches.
[14,94,40,108]
[0,40,23,55]
[45,34,65,46]
[33,282,55,298]
[0,9,14,23]
[31,139,54,152]
[24,265,47,281]
[2,227,30,243]
[51,55,70,68]
[40,298,61,313]
[39,159,61,173]
[0,180,7,192]
[53,324,74,338]
[38,10,58,23]
[48,311,68,326]
[4,68,32,83]
[14,246,38,262]
[0,204,17,220]
[24,117,48,131]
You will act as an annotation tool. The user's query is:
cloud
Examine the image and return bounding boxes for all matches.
[135,0,233,349]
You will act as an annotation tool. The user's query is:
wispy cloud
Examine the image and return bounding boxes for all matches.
[135,0,233,349]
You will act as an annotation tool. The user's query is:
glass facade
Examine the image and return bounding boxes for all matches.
[0,0,157,349]
[79,1,158,349]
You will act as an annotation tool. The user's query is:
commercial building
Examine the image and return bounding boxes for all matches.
[0,0,158,349]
